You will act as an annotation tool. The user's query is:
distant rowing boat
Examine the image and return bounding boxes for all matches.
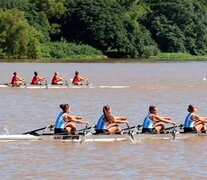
[0,83,92,89]
[0,84,132,89]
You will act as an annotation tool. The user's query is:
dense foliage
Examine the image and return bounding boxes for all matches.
[41,41,103,59]
[0,0,207,59]
[0,9,41,58]
[143,0,207,55]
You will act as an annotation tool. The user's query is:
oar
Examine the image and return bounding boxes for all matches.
[122,124,142,133]
[165,126,177,131]
[40,124,54,135]
[22,125,54,135]
[126,123,135,141]
[78,125,95,133]
[64,79,69,86]
[44,80,49,88]
[86,80,89,86]
[178,124,184,129]
[164,125,179,140]
[171,125,178,141]
[80,125,94,144]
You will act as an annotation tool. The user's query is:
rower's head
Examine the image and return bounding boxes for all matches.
[13,72,17,76]
[103,105,111,114]
[188,105,197,113]
[75,71,79,76]
[54,72,58,76]
[149,106,158,114]
[60,104,70,113]
[34,71,38,76]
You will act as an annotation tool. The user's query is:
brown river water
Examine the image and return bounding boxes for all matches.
[0,62,207,179]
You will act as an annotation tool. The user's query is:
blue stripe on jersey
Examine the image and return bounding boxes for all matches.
[143,113,154,129]
[55,112,65,129]
[184,113,194,128]
[96,114,108,130]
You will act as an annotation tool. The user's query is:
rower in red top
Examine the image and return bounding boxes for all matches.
[51,72,66,85]
[11,72,25,86]
[31,71,46,85]
[72,71,87,85]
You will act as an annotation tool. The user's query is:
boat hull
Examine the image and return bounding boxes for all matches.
[0,84,92,89]
[0,132,206,142]
[0,134,129,142]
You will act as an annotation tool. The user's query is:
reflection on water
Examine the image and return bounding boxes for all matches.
[0,62,207,179]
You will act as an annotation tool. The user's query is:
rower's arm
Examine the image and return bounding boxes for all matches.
[39,76,46,80]
[162,117,171,120]
[113,117,128,123]
[155,115,175,125]
[193,114,207,123]
[64,115,88,124]
[56,77,61,81]
[74,116,82,119]
[79,76,86,81]
[17,76,23,81]
[74,119,89,124]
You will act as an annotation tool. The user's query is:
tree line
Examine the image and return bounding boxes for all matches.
[1,0,207,59]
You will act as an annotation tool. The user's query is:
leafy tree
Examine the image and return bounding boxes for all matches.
[33,0,66,19]
[0,9,41,58]
[32,0,66,37]
[0,0,66,42]
[143,0,207,55]
[62,0,157,57]
[116,0,140,10]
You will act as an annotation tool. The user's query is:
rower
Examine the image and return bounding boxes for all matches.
[142,106,176,133]
[51,72,66,85]
[54,104,89,135]
[95,105,128,134]
[11,72,25,86]
[184,105,207,133]
[31,71,46,85]
[72,71,87,85]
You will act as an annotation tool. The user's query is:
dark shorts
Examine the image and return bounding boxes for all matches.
[54,128,68,135]
[95,129,109,134]
[142,128,156,134]
[184,127,196,133]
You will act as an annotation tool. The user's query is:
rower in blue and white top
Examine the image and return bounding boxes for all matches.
[54,104,89,134]
[184,104,207,133]
[142,106,176,133]
[96,105,128,134]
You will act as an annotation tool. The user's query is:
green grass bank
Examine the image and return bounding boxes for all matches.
[1,53,207,63]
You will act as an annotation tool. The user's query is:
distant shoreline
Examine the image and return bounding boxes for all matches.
[1,53,207,63]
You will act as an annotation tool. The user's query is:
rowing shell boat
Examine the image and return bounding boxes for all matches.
[0,131,206,142]
[0,124,206,142]
[0,84,132,89]
[0,83,92,89]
